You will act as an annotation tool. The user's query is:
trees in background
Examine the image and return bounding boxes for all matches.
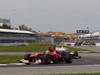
[18,24,32,31]
[0,24,11,29]
[0,23,34,32]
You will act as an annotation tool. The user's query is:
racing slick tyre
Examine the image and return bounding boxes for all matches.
[42,54,59,64]
[60,51,72,64]
[24,54,31,60]
[64,54,72,63]
[41,54,51,64]
[24,54,33,65]
[25,62,31,65]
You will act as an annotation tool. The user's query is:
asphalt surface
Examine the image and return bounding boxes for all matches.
[0,46,100,75]
[72,53,100,65]
[0,64,100,75]
[76,46,100,52]
[0,53,100,75]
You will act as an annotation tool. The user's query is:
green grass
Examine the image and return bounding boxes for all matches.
[48,73,100,75]
[0,55,23,64]
[0,43,52,52]
[65,46,79,51]
[65,46,91,52]
[0,43,90,52]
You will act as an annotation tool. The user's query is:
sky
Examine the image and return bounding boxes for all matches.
[0,0,100,32]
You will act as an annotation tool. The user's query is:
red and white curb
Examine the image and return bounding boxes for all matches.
[0,64,8,66]
[0,63,26,66]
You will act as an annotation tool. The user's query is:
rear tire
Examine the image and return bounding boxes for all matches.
[64,54,72,63]
[42,54,51,64]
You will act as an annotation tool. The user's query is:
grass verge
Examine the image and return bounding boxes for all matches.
[0,55,23,64]
[0,43,52,52]
[65,46,90,52]
[0,43,91,52]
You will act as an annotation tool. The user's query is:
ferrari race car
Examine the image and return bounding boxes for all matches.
[20,45,81,65]
[20,48,72,65]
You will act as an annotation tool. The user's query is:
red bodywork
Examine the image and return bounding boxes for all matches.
[27,50,61,64]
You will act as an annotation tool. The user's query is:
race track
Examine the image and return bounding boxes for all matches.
[0,64,100,75]
[0,53,100,75]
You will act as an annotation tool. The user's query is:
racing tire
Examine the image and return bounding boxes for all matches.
[25,63,31,65]
[24,54,31,60]
[41,54,51,64]
[64,55,72,63]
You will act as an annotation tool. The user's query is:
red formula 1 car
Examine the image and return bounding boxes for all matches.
[20,47,72,65]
